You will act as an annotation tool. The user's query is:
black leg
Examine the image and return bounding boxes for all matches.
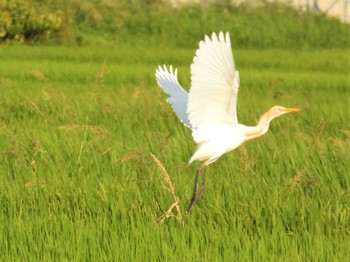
[187,166,207,213]
[187,168,200,213]
[196,167,206,202]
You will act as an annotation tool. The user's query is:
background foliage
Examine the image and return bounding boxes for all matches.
[0,0,62,43]
[1,0,350,48]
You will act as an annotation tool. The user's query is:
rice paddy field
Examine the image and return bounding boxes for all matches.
[0,44,349,260]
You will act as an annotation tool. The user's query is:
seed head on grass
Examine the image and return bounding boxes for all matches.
[25,179,47,188]
[58,124,109,137]
[94,61,106,88]
[0,77,15,88]
[32,140,41,157]
[151,153,184,226]
[29,70,49,82]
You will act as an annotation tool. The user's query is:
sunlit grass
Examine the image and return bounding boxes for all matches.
[0,45,349,260]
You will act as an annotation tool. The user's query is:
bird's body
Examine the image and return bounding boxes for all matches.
[155,32,300,212]
[190,124,255,164]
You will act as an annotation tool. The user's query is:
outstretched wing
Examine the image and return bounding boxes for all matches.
[155,65,191,128]
[188,32,240,128]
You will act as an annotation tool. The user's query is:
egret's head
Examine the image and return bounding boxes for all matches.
[266,106,301,119]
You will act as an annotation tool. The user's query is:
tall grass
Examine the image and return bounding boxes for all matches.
[0,45,349,260]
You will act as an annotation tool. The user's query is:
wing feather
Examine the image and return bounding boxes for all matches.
[188,32,240,128]
[155,65,191,128]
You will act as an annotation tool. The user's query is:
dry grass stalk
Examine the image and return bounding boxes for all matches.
[288,169,319,191]
[25,179,47,188]
[0,77,15,88]
[270,78,284,89]
[42,87,67,102]
[151,153,184,226]
[29,70,49,82]
[121,151,142,162]
[316,117,328,135]
[33,140,41,157]
[58,124,109,137]
[94,61,105,87]
[339,129,350,137]
[288,170,305,188]
[0,150,18,158]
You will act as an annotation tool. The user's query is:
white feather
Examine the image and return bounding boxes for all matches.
[188,32,239,128]
[155,65,191,128]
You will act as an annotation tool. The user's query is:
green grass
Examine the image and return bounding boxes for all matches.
[0,45,349,260]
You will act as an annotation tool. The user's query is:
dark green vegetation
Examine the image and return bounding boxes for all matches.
[1,0,350,260]
[1,0,350,49]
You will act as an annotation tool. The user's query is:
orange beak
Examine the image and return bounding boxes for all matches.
[283,107,301,113]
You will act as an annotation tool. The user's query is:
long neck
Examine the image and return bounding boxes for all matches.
[257,113,273,135]
[243,113,274,140]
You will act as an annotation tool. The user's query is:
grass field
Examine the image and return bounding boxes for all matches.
[0,44,349,260]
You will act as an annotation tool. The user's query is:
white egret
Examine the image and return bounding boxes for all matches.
[155,32,300,212]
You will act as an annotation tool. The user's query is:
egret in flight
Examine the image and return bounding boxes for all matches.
[155,32,300,212]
